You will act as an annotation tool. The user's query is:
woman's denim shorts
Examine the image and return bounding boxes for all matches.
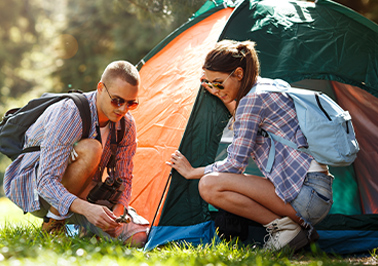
[290,172,334,226]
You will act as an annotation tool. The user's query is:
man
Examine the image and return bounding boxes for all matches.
[3,61,148,247]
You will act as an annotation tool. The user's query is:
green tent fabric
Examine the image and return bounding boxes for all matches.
[159,89,231,226]
[138,0,378,254]
[221,0,378,97]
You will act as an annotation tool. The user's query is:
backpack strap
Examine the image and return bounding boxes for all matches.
[69,93,91,139]
[259,128,312,173]
[21,93,91,154]
[106,118,126,179]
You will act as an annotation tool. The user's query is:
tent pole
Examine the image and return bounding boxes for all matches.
[147,171,173,239]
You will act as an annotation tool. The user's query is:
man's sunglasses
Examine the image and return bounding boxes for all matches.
[202,69,235,90]
[102,82,139,110]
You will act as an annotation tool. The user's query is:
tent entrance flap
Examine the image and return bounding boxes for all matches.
[130,6,234,224]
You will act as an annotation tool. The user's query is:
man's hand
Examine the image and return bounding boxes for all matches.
[70,198,120,233]
[104,204,129,238]
[85,204,120,231]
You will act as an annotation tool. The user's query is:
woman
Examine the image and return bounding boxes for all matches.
[166,40,334,251]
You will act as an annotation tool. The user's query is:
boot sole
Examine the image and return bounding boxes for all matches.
[287,229,309,252]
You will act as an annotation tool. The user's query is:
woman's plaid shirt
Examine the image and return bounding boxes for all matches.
[205,78,313,203]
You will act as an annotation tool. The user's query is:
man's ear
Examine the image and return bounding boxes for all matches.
[97,82,103,92]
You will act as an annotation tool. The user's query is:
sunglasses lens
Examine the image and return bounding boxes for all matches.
[202,80,225,90]
[202,80,213,89]
[110,98,124,107]
[213,83,224,90]
[127,101,139,110]
[110,98,138,110]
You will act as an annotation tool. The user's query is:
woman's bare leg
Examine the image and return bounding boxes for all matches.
[198,172,300,225]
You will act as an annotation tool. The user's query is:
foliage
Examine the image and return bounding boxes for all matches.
[0,0,206,112]
[1,0,377,110]
[0,0,38,100]
[0,0,206,189]
[0,197,376,265]
[51,0,180,93]
[0,155,11,197]
[336,0,378,23]
[0,224,370,266]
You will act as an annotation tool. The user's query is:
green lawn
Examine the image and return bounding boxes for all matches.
[0,197,41,226]
[0,197,376,265]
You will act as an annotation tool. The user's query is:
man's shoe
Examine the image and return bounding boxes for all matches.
[263,217,309,252]
[42,216,66,235]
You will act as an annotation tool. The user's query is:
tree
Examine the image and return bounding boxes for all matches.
[0,0,39,107]
[335,0,378,23]
[51,0,207,92]
[0,0,207,194]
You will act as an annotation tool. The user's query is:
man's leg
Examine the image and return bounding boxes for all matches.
[43,139,102,233]
[61,139,102,198]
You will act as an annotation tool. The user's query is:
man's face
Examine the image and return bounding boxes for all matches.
[97,77,139,126]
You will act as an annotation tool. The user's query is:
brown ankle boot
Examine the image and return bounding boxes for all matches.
[42,216,66,235]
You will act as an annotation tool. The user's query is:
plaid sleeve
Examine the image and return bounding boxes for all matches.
[37,100,82,217]
[205,94,265,174]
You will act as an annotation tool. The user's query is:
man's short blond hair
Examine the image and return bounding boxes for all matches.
[101,61,140,87]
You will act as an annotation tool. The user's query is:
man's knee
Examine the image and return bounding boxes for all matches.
[73,139,102,165]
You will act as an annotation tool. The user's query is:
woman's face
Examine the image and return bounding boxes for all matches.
[202,69,242,104]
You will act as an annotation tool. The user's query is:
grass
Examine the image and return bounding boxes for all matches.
[0,197,377,265]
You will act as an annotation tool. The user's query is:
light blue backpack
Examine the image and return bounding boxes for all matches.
[249,78,360,173]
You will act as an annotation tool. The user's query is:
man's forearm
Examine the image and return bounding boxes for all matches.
[70,197,92,216]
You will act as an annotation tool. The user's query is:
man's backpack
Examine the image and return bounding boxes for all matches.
[250,78,360,172]
[0,92,91,161]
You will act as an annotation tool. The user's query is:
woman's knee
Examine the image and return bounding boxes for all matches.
[198,173,219,203]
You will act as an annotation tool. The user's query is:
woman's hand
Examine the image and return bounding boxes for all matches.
[166,150,194,179]
[166,150,205,180]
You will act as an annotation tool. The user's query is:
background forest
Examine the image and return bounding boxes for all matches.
[1,0,377,195]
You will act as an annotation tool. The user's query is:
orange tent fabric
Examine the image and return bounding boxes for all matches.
[129,8,234,223]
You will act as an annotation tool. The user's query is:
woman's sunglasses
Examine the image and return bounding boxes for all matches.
[103,82,139,110]
[202,69,235,90]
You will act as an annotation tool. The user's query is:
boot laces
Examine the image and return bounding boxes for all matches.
[264,223,279,246]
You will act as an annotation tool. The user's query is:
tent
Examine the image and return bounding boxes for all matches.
[129,0,378,254]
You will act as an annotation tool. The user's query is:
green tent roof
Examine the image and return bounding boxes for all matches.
[221,0,378,97]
